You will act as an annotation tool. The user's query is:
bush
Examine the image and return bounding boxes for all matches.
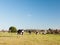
[9,26,17,33]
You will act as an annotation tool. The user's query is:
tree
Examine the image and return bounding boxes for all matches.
[54,29,58,34]
[48,28,53,34]
[9,26,17,33]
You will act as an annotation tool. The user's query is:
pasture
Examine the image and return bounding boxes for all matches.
[0,32,60,45]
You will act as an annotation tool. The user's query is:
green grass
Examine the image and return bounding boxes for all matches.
[0,32,60,45]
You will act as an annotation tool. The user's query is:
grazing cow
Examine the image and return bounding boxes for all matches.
[40,30,46,35]
[17,29,24,35]
[36,31,38,35]
[28,30,31,34]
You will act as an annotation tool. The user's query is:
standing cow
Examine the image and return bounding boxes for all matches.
[36,31,38,35]
[17,29,24,35]
[28,30,31,34]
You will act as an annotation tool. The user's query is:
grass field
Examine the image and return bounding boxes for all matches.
[0,32,60,45]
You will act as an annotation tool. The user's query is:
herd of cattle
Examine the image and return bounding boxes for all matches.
[17,29,40,35]
[17,29,60,35]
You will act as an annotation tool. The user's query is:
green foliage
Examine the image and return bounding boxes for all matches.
[9,26,17,33]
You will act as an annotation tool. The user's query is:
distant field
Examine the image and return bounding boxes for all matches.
[0,32,60,45]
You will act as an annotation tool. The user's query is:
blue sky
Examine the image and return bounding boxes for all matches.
[0,0,60,30]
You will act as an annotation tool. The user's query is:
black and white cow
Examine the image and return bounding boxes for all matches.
[17,29,24,35]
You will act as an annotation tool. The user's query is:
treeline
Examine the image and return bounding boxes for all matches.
[46,28,60,34]
[0,26,60,34]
